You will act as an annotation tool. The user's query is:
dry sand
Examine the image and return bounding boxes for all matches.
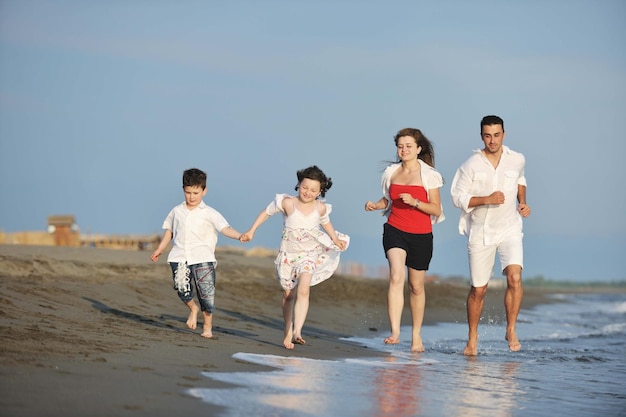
[0,244,553,416]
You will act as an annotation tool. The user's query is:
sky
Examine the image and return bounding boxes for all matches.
[1,0,625,282]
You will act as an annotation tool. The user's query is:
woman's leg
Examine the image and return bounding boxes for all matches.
[407,268,426,352]
[385,248,407,344]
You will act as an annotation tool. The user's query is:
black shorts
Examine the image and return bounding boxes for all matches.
[382,223,433,271]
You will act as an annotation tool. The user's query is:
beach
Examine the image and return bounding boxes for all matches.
[0,244,554,417]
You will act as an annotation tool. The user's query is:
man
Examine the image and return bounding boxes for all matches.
[450,115,531,356]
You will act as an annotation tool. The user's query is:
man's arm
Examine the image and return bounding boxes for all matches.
[517,185,531,217]
[469,192,505,208]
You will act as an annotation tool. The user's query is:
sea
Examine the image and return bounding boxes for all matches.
[188,292,626,417]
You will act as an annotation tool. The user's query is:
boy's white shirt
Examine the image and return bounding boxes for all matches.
[163,200,230,264]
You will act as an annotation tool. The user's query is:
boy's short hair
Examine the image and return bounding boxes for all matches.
[183,168,207,189]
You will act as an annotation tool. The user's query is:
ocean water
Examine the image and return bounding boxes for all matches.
[189,292,626,417]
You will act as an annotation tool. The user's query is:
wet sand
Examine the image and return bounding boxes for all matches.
[0,244,553,416]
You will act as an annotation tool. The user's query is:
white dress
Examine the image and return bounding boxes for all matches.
[266,194,350,290]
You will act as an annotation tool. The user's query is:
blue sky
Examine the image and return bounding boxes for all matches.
[1,1,625,282]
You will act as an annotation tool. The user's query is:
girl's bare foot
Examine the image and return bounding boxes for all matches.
[186,304,200,330]
[283,328,294,349]
[293,336,306,345]
[283,336,295,349]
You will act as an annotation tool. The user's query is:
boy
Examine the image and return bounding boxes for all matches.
[151,168,242,338]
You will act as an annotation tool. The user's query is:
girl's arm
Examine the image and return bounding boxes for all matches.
[321,221,347,250]
[241,195,289,242]
[151,229,172,262]
[319,203,347,250]
[240,210,271,242]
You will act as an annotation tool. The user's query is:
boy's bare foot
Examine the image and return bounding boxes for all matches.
[384,336,400,345]
[463,338,478,356]
[186,305,200,330]
[506,331,521,352]
[201,326,213,339]
[293,336,306,345]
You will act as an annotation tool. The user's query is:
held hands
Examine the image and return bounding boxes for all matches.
[239,231,253,243]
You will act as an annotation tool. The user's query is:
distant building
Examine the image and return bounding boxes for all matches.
[47,215,80,247]
[0,214,159,251]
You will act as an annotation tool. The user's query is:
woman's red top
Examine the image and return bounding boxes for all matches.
[387,184,432,234]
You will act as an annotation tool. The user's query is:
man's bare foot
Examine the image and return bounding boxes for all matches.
[186,305,200,330]
[293,335,306,345]
[463,339,478,356]
[384,336,400,345]
[506,331,521,352]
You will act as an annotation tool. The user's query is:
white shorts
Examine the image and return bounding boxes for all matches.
[468,232,524,287]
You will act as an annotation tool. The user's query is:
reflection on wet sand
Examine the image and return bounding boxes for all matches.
[373,356,422,417]
[445,357,522,417]
[248,356,335,415]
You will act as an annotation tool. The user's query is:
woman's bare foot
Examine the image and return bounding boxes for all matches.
[384,336,400,345]
[186,304,200,330]
[506,331,521,352]
[411,337,425,352]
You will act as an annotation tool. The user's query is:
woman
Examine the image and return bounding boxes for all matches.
[365,128,444,352]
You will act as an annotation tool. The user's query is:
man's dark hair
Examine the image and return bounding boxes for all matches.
[481,115,504,131]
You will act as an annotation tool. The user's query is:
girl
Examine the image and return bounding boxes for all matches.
[241,166,349,349]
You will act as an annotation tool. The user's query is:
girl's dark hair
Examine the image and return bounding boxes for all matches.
[182,168,207,189]
[394,128,436,167]
[294,165,333,198]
